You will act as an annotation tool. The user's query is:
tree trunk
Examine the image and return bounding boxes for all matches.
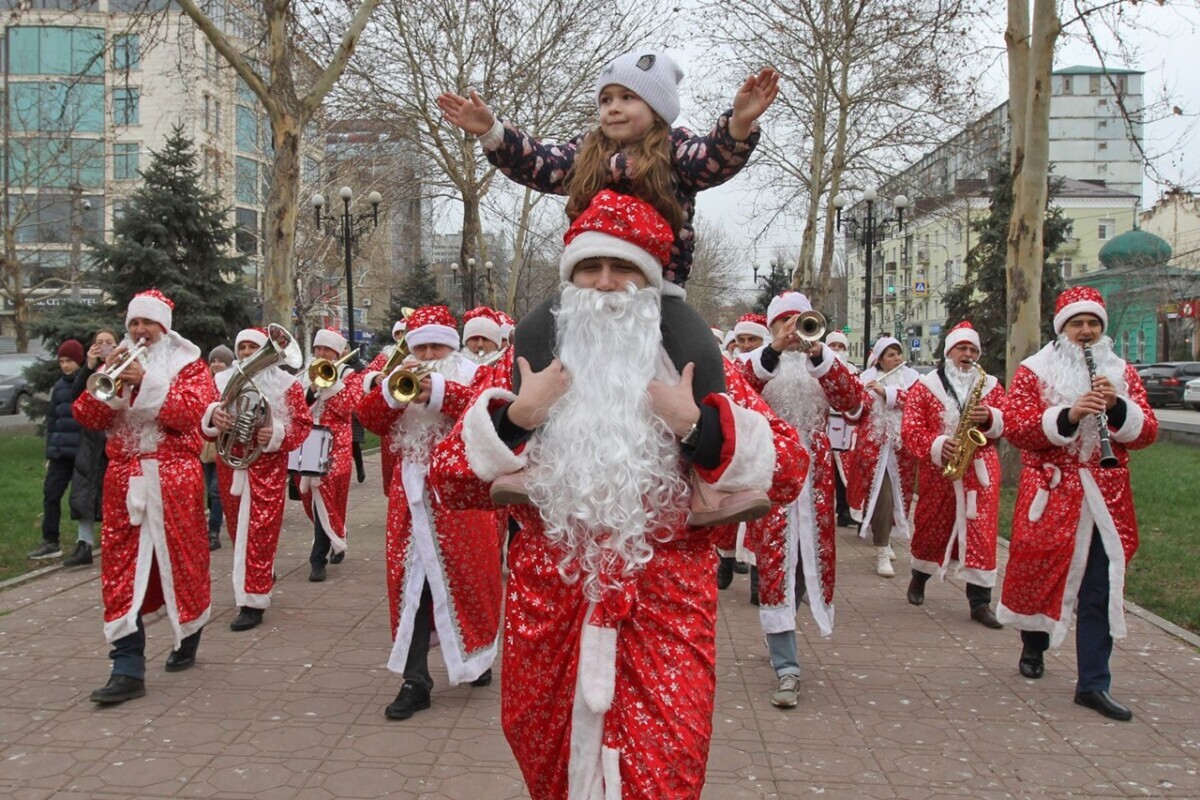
[794,57,830,296]
[1005,0,1059,386]
[817,38,854,313]
[505,188,536,315]
[263,109,303,327]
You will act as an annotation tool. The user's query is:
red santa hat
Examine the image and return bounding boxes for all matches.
[942,320,981,355]
[496,310,515,340]
[126,288,174,332]
[313,326,347,354]
[462,306,504,346]
[867,335,902,370]
[766,290,813,329]
[825,330,849,349]
[236,326,269,350]
[405,305,460,350]
[732,312,770,342]
[558,190,673,290]
[1053,286,1107,334]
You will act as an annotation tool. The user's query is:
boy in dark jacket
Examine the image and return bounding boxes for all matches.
[28,340,85,559]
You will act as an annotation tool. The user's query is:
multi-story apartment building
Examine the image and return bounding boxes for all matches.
[839,65,1145,361]
[423,230,509,311]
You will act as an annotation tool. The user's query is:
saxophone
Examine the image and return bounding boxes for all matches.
[941,361,989,481]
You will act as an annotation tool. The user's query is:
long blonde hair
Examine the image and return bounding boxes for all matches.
[565,117,684,232]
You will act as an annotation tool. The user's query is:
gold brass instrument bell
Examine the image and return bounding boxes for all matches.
[385,361,439,404]
[309,348,360,389]
[86,338,148,401]
[794,310,826,350]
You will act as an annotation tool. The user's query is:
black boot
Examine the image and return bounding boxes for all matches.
[90,674,146,705]
[230,607,264,631]
[1019,644,1045,679]
[749,566,760,606]
[470,668,493,687]
[208,531,221,551]
[385,681,431,720]
[309,562,327,582]
[353,442,366,483]
[732,560,750,574]
[907,571,929,606]
[165,629,202,672]
[716,557,735,590]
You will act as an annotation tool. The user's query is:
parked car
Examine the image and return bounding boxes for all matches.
[1184,377,1200,412]
[1137,362,1200,408]
[0,354,38,416]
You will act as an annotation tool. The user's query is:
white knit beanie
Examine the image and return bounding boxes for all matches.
[594,51,683,124]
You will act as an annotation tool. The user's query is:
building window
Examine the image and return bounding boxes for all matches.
[235,207,259,255]
[203,94,210,131]
[113,87,140,126]
[236,106,258,153]
[112,34,140,71]
[235,157,258,204]
[7,81,104,133]
[1058,257,1073,278]
[1061,76,1072,95]
[214,100,222,135]
[113,142,139,179]
[1115,74,1128,95]
[1090,75,1101,95]
[112,199,129,223]
[1137,329,1146,363]
[1098,218,1115,240]
[303,156,319,184]
[8,26,105,77]
[1120,331,1129,359]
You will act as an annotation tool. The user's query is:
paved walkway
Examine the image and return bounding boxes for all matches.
[1,453,1198,799]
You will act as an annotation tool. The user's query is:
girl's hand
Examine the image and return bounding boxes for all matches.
[730,68,780,140]
[437,90,496,136]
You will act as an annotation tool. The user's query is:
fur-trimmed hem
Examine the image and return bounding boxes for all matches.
[461,389,526,482]
[958,566,997,588]
[910,556,942,577]
[240,592,272,610]
[704,396,775,493]
[930,435,950,468]
[1041,405,1078,446]
[1109,397,1144,444]
[759,604,797,636]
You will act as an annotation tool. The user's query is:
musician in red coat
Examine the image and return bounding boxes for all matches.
[73,289,216,705]
[357,305,503,721]
[363,319,408,496]
[299,327,363,582]
[998,287,1157,721]
[900,321,1006,627]
[738,291,863,709]
[429,191,805,799]
[824,330,858,528]
[200,327,312,631]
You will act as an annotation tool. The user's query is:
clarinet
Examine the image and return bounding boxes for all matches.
[1082,345,1119,468]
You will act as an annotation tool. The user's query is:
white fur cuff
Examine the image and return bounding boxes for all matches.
[200,402,220,438]
[426,373,446,414]
[461,388,526,482]
[885,387,899,409]
[982,407,1004,439]
[1041,405,1078,446]
[1109,398,1144,444]
[479,118,505,151]
[807,344,835,379]
[930,435,950,468]
[265,416,286,453]
[749,346,778,382]
[707,397,776,493]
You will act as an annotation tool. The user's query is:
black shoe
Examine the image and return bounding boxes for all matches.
[732,561,750,574]
[971,605,1004,629]
[89,674,146,705]
[1019,645,1045,679]
[230,607,264,631]
[165,649,196,672]
[907,575,926,606]
[330,551,345,565]
[27,541,62,560]
[1074,690,1133,722]
[208,532,221,551]
[716,557,734,590]
[309,563,327,582]
[63,541,93,567]
[749,566,760,607]
[470,668,493,688]
[384,682,431,720]
[836,514,854,528]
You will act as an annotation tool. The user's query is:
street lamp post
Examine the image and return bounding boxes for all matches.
[449,257,494,310]
[753,258,791,300]
[312,186,382,350]
[833,188,908,368]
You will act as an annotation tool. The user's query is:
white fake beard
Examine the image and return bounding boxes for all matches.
[389,352,473,465]
[942,362,978,434]
[525,283,689,602]
[762,351,829,439]
[112,334,176,452]
[1039,335,1127,461]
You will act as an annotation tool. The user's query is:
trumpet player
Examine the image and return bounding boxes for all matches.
[72,289,216,706]
[461,305,505,360]
[200,327,312,631]
[363,319,411,497]
[737,291,864,708]
[356,305,502,721]
[850,336,920,578]
[824,331,858,528]
[300,327,363,582]
[998,287,1157,722]
[899,322,1006,628]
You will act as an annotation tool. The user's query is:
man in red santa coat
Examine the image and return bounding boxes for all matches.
[299,327,363,582]
[201,326,312,631]
[900,321,1006,628]
[736,290,864,708]
[364,318,409,496]
[824,330,858,528]
[73,289,216,705]
[429,189,805,799]
[357,305,503,720]
[998,287,1157,721]
[849,336,920,577]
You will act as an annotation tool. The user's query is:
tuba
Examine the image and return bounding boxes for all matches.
[941,361,989,481]
[308,348,360,389]
[87,338,148,401]
[216,324,303,469]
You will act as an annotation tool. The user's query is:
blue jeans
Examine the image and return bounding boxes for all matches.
[766,631,801,678]
[203,462,222,534]
[109,616,203,681]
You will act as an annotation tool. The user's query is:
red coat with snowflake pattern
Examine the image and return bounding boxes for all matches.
[298,367,362,552]
[848,366,919,540]
[363,348,399,496]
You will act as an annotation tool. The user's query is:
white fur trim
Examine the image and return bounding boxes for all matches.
[126,293,172,331]
[973,457,990,488]
[236,328,268,349]
[706,396,776,493]
[313,328,347,353]
[982,406,1004,439]
[959,566,997,588]
[229,469,270,609]
[766,291,812,329]
[1054,300,1107,334]
[304,482,347,554]
[1109,398,1145,444]
[461,388,527,482]
[943,326,980,355]
[965,490,978,520]
[1026,463,1061,523]
[793,476,834,636]
[602,749,621,800]
[200,402,220,438]
[579,618,618,714]
[884,386,899,409]
[568,644,608,800]
[425,373,446,414]
[405,324,460,350]
[392,320,406,338]
[265,415,286,453]
[930,435,950,468]
[462,316,503,346]
[910,556,942,577]
[1041,405,1079,446]
[733,320,771,341]
[559,230,664,289]
[807,343,835,379]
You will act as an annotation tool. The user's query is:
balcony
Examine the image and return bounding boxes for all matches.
[916,248,930,264]
[885,260,898,273]
[1058,236,1081,253]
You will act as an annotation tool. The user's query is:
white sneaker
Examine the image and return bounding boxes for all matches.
[885,544,896,561]
[771,674,801,708]
[876,547,895,578]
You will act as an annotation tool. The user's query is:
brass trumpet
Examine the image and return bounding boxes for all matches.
[308,348,360,389]
[87,338,148,401]
[385,360,439,404]
[794,310,826,350]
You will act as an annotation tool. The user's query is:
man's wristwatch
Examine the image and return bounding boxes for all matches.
[679,421,701,448]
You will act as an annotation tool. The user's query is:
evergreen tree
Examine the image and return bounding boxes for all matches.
[941,165,1070,378]
[89,124,253,354]
[389,260,447,320]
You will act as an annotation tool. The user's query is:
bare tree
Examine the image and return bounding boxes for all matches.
[685,220,752,327]
[171,0,383,328]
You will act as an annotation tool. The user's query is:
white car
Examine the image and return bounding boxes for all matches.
[1184,376,1200,412]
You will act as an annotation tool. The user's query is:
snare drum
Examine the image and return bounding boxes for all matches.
[288,424,333,476]
[826,413,856,452]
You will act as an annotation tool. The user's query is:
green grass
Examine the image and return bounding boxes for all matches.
[998,441,1200,635]
[0,435,78,581]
